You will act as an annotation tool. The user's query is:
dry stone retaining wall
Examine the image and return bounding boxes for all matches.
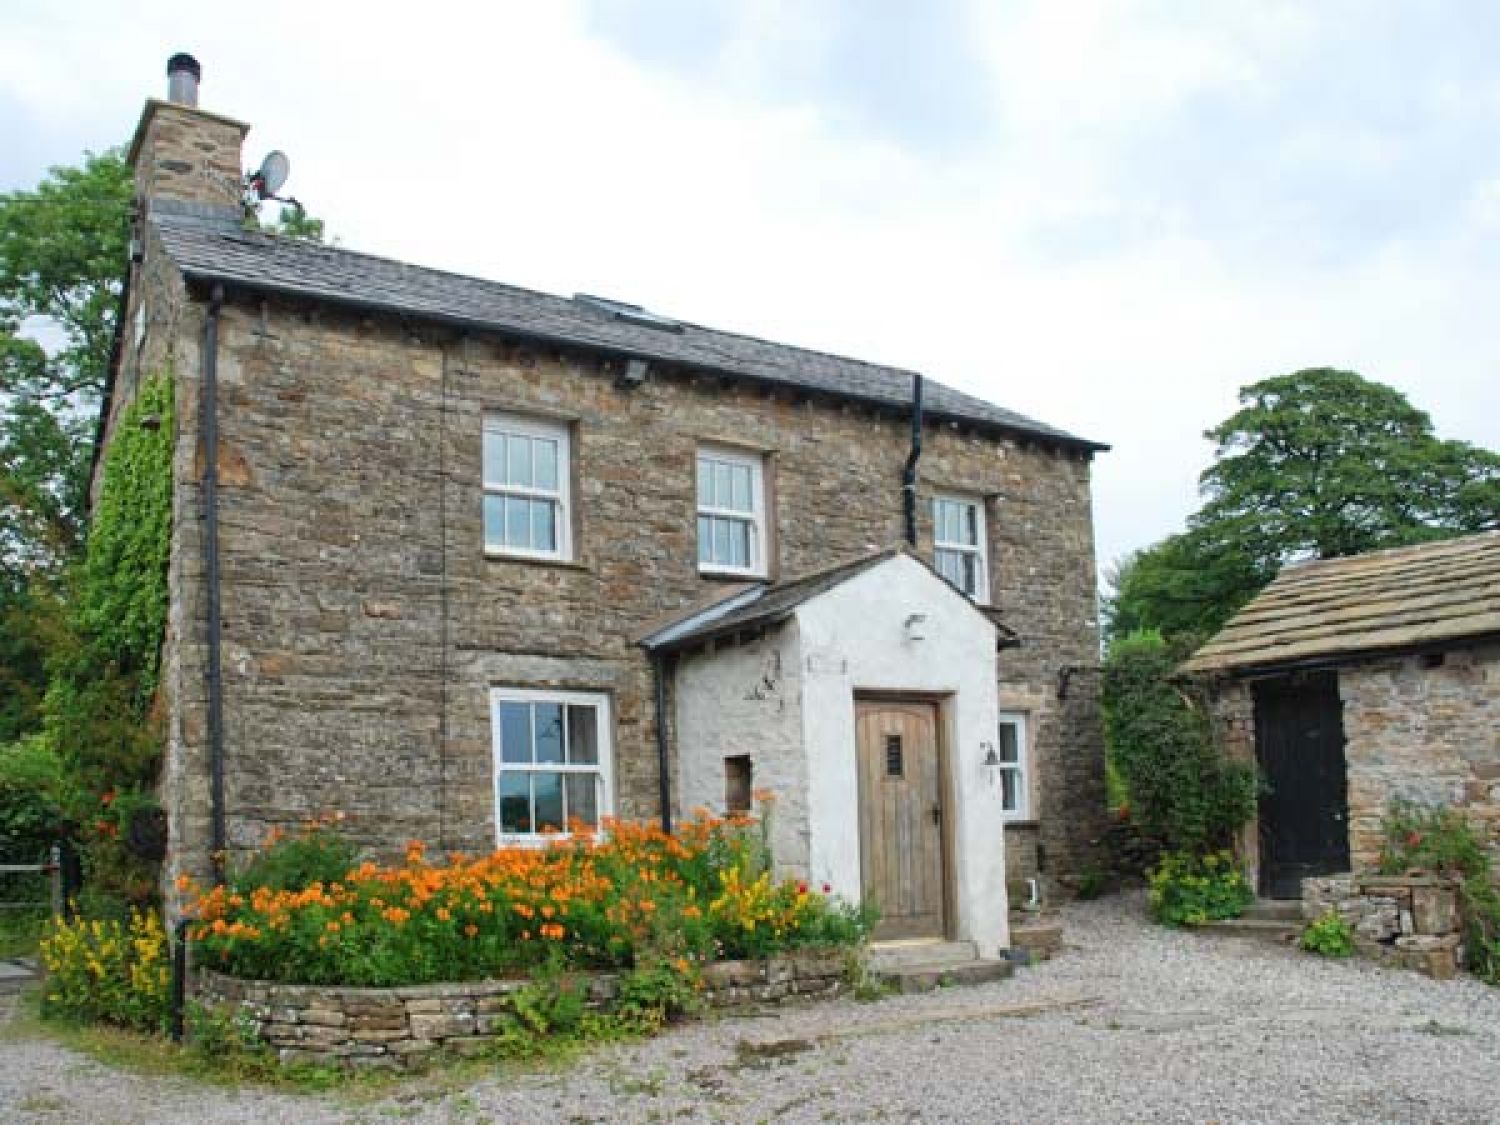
[1302,874,1464,979]
[197,950,850,1068]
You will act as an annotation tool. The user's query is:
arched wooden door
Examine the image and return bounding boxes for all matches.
[855,698,948,940]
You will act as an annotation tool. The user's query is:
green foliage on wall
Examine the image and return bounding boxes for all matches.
[38,372,175,907]
[1102,630,1258,855]
[77,374,175,704]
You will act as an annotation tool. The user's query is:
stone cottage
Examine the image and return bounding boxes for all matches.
[102,56,1108,956]
[1182,531,1500,899]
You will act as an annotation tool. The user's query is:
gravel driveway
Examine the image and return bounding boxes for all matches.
[4,893,1498,1124]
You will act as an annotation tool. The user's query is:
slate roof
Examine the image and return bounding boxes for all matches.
[638,545,1015,654]
[1180,531,1500,675]
[152,217,1105,451]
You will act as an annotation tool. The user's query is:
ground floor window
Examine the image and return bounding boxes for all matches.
[997,711,1029,818]
[490,688,612,842]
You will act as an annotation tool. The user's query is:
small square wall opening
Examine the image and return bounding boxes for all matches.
[725,755,753,813]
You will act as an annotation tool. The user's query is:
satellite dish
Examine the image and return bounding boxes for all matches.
[254,151,291,198]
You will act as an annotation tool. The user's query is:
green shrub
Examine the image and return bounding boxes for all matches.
[39,909,171,1032]
[1301,909,1356,957]
[1147,850,1251,927]
[1103,631,1258,854]
[0,735,65,950]
[228,819,359,894]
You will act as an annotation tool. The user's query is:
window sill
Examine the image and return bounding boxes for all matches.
[698,568,769,583]
[1002,818,1040,830]
[484,551,591,573]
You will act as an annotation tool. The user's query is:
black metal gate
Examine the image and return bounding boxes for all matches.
[1253,672,1350,899]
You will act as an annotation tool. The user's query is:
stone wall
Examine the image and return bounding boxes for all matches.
[150,289,1106,903]
[1302,874,1465,979]
[1341,645,1500,873]
[197,952,850,1068]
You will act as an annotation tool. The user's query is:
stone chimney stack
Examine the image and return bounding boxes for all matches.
[127,53,249,218]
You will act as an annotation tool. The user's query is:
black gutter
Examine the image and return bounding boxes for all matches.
[902,373,924,547]
[176,270,1109,455]
[652,652,673,835]
[202,283,227,884]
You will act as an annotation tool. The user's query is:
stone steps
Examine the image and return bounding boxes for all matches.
[1196,916,1301,945]
[1242,899,1305,923]
[868,940,1015,994]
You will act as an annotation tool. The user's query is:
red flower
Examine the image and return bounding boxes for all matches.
[797,881,808,895]
[821,883,832,894]
[100,790,116,806]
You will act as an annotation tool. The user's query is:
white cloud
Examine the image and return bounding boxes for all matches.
[2,0,1496,580]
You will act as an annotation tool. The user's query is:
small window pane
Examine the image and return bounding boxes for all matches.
[566,706,598,765]
[565,774,599,828]
[534,439,559,491]
[533,772,564,832]
[713,517,732,564]
[531,500,556,553]
[500,702,532,764]
[729,520,750,567]
[697,463,713,508]
[483,431,506,486]
[483,494,506,548]
[714,462,733,508]
[935,548,962,588]
[697,516,713,564]
[959,553,977,595]
[998,724,1020,763]
[1000,769,1019,812]
[499,773,532,833]
[961,503,978,545]
[507,434,533,487]
[505,496,530,549]
[534,703,564,764]
[730,465,751,512]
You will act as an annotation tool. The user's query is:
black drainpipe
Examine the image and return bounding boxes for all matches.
[202,284,228,883]
[902,372,924,546]
[652,652,673,834]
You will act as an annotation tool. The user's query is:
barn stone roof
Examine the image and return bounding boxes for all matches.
[1180,530,1500,675]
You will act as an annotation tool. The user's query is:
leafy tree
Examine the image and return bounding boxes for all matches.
[1106,368,1500,644]
[1,149,132,582]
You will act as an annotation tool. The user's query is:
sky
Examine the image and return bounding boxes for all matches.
[4,0,1498,579]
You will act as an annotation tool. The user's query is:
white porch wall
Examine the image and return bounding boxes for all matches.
[672,626,809,874]
[796,554,1010,956]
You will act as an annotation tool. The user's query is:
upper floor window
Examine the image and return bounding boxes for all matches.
[932,494,988,602]
[491,688,612,842]
[697,446,767,577]
[997,711,1029,818]
[483,414,572,561]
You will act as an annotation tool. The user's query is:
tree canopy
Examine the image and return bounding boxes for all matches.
[1106,368,1500,645]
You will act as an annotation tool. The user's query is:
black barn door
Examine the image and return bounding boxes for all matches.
[1254,673,1350,898]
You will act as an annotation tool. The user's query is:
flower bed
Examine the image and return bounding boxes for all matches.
[182,814,870,986]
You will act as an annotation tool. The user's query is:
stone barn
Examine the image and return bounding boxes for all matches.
[1182,531,1500,898]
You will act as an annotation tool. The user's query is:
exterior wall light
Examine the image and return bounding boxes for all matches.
[903,613,927,642]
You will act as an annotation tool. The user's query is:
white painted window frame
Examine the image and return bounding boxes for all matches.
[482,413,573,562]
[997,710,1030,820]
[489,687,613,846]
[932,492,990,604]
[696,444,768,578]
